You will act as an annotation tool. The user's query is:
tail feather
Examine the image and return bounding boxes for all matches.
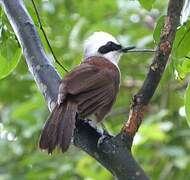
[39,101,77,154]
[58,102,77,152]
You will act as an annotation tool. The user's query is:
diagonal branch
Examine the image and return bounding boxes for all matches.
[122,0,184,143]
[0,0,149,179]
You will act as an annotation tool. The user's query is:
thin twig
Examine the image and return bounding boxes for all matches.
[127,49,155,53]
[30,0,68,72]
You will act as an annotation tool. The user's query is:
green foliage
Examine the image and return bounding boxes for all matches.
[0,48,21,79]
[0,14,21,79]
[171,21,190,126]
[153,15,165,44]
[185,84,190,127]
[171,21,190,79]
[173,21,190,59]
[0,0,190,179]
[138,0,156,10]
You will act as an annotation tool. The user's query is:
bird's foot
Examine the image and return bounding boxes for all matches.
[97,133,112,149]
[100,122,109,136]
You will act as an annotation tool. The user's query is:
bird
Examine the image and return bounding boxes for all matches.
[39,31,135,154]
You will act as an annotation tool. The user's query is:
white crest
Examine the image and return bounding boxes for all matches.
[83,32,121,65]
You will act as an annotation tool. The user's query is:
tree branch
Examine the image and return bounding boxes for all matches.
[0,0,149,179]
[122,0,184,141]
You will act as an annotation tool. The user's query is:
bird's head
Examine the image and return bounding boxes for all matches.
[83,31,135,65]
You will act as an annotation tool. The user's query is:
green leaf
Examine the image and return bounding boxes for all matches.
[0,48,21,79]
[173,21,190,58]
[171,21,190,79]
[153,15,165,44]
[0,13,22,79]
[172,57,190,79]
[185,83,190,127]
[138,0,156,10]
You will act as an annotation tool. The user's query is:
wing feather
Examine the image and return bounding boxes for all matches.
[58,58,120,119]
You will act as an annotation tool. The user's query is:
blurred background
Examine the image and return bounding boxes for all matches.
[0,0,190,179]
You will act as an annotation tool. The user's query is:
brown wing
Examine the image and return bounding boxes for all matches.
[64,64,110,94]
[57,63,99,104]
[58,57,120,120]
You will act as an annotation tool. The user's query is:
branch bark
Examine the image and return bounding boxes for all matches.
[0,0,149,179]
[0,0,183,179]
[122,0,183,140]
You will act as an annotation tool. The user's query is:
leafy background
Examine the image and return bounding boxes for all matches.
[0,0,190,179]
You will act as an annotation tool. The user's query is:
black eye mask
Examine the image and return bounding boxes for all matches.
[98,41,122,54]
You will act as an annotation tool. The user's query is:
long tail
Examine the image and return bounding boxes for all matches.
[39,101,77,154]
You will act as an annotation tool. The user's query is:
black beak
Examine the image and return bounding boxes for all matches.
[119,46,136,53]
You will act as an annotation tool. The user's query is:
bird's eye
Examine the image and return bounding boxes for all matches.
[107,41,122,50]
[106,41,113,46]
[98,41,122,54]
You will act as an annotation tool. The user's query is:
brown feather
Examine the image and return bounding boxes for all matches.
[39,103,66,153]
[57,101,77,153]
[39,56,120,153]
[39,101,77,154]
